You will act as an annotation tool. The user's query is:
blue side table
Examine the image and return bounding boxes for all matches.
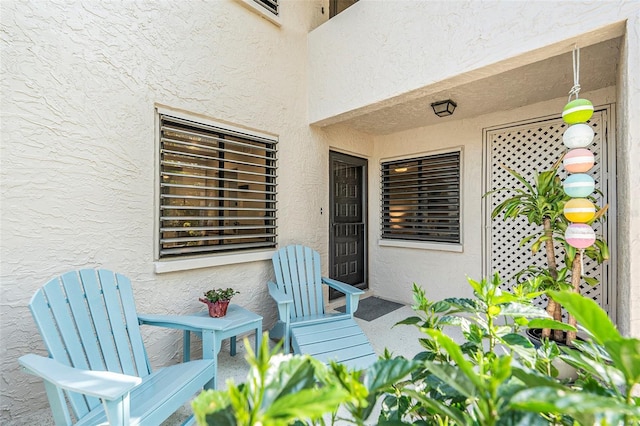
[139,304,262,389]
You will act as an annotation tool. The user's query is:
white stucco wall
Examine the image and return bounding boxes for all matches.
[308,0,637,126]
[617,12,640,337]
[0,0,329,423]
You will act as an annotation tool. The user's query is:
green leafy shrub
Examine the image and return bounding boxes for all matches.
[391,276,639,425]
[191,336,416,425]
[192,276,639,425]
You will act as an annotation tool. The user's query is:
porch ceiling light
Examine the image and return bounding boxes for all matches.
[430,99,457,117]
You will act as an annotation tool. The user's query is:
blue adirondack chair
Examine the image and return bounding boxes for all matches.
[268,245,377,370]
[18,269,227,426]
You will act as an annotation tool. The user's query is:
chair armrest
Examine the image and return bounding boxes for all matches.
[268,281,293,305]
[268,281,293,322]
[321,277,365,296]
[19,354,141,401]
[138,314,232,332]
[321,277,364,315]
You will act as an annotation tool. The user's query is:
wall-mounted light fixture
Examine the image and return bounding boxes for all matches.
[430,99,457,117]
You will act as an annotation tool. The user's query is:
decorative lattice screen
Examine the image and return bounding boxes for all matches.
[484,110,609,312]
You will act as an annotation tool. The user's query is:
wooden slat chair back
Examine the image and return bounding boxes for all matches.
[30,270,150,419]
[272,245,325,320]
[19,269,217,425]
[268,245,377,369]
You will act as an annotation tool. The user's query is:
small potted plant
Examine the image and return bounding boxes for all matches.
[199,287,239,317]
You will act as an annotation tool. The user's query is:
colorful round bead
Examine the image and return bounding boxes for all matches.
[563,123,594,149]
[564,198,596,223]
[563,173,595,198]
[562,99,594,124]
[565,223,596,249]
[563,148,594,173]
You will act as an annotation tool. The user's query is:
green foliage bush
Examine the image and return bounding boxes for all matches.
[192,275,639,425]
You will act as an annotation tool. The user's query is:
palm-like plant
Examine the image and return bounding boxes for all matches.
[488,160,608,345]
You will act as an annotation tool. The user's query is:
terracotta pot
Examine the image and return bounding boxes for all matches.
[199,298,230,317]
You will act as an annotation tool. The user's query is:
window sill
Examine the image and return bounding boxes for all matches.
[154,249,275,274]
[378,239,463,253]
[233,0,282,27]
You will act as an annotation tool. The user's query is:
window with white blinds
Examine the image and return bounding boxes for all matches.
[381,151,461,243]
[255,0,278,15]
[159,114,277,259]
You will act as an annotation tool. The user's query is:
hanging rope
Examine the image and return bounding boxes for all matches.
[579,248,585,277]
[568,46,581,101]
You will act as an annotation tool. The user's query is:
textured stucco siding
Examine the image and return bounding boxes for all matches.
[616,12,640,338]
[0,0,330,423]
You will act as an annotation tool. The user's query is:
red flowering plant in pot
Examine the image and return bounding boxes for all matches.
[200,288,239,318]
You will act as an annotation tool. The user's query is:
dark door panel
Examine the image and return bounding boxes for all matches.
[329,151,367,299]
[332,222,364,285]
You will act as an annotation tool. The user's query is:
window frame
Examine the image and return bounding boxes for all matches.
[233,0,281,26]
[154,106,278,273]
[253,0,278,16]
[379,148,463,251]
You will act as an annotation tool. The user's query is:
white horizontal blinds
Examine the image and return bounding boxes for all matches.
[381,151,460,243]
[160,114,277,258]
[255,0,278,15]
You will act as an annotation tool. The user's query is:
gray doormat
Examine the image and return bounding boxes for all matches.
[335,297,404,322]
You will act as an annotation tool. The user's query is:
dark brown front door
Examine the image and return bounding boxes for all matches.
[329,151,367,300]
